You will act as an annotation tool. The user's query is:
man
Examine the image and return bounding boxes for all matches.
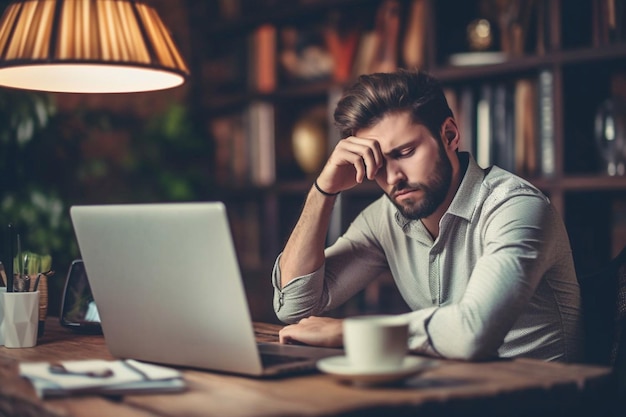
[272,69,582,362]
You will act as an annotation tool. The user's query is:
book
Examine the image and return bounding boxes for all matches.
[229,201,262,269]
[324,11,360,83]
[538,69,555,177]
[20,359,186,398]
[352,0,400,76]
[476,84,493,168]
[368,0,401,74]
[247,101,275,186]
[514,78,538,176]
[492,82,515,172]
[402,0,427,69]
[351,31,378,77]
[209,112,248,185]
[457,86,476,155]
[248,24,277,93]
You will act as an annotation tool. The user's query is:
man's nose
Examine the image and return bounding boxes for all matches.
[380,160,404,185]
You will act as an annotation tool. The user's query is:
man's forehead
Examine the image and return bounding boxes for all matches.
[357,119,431,152]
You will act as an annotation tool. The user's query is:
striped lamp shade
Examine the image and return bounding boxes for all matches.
[0,0,189,93]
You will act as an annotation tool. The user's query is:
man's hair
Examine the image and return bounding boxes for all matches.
[333,69,453,139]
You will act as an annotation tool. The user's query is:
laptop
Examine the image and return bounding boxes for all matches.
[70,202,341,377]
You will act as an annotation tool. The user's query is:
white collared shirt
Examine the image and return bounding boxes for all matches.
[272,153,583,362]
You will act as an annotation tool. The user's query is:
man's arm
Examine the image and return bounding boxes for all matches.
[278,136,384,288]
[403,194,569,360]
[278,186,336,288]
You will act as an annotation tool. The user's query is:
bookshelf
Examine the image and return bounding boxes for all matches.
[190,0,626,320]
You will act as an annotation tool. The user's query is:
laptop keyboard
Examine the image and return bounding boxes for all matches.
[260,353,310,367]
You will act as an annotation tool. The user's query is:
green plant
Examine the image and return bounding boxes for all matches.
[13,251,52,276]
[0,90,58,254]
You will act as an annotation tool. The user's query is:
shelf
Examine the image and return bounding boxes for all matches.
[205,43,626,114]
[549,175,626,191]
[433,44,626,83]
[195,0,626,311]
[215,174,626,198]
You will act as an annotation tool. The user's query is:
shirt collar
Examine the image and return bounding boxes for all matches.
[446,152,484,222]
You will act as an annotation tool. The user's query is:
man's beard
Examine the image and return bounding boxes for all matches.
[385,146,453,220]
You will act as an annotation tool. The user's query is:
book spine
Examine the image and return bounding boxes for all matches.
[476,84,493,168]
[402,0,426,69]
[458,86,476,155]
[492,83,515,172]
[251,24,277,93]
[538,69,555,177]
[514,78,538,176]
[247,101,276,186]
[210,113,247,185]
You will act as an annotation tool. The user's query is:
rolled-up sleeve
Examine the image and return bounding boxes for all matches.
[272,201,391,324]
[272,253,327,323]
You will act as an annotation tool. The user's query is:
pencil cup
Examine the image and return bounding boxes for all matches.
[12,272,49,337]
[3,291,39,348]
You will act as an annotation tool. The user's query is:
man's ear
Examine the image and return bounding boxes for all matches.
[441,117,460,149]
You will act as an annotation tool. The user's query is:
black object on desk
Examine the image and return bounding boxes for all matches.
[59,259,102,334]
[6,223,14,292]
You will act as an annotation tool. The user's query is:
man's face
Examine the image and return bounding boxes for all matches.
[355,112,453,220]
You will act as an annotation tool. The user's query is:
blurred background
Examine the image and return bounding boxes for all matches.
[0,0,625,323]
[0,0,206,319]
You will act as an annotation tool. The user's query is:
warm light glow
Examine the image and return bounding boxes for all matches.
[0,0,189,93]
[0,64,185,92]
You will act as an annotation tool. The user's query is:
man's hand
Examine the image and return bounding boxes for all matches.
[278,316,344,348]
[316,136,384,195]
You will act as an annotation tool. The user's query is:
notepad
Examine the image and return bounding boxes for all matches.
[20,359,186,398]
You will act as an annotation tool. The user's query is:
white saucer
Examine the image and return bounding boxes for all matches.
[316,355,436,386]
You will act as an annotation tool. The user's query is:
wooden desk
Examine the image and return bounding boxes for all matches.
[0,318,617,417]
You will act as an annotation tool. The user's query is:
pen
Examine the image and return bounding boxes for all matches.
[16,233,22,282]
[33,273,42,292]
[6,223,14,292]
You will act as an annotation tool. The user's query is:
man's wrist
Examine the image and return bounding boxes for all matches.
[314,180,340,197]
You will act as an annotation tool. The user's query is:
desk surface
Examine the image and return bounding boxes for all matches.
[0,318,617,417]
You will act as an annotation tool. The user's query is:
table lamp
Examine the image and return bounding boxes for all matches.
[0,0,189,93]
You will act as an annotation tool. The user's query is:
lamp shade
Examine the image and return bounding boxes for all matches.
[0,0,189,93]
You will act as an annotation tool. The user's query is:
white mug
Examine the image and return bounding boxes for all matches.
[343,315,409,371]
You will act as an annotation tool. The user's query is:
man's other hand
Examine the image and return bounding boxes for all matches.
[278,316,343,348]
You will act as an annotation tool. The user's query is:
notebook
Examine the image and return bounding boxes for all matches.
[70,202,341,377]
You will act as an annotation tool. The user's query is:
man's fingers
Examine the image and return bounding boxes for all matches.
[278,325,293,344]
[335,138,383,181]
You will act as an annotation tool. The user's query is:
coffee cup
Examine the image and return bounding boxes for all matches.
[343,315,409,371]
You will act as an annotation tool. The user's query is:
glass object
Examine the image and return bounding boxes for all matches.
[595,98,626,176]
[59,259,102,333]
[467,18,494,51]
